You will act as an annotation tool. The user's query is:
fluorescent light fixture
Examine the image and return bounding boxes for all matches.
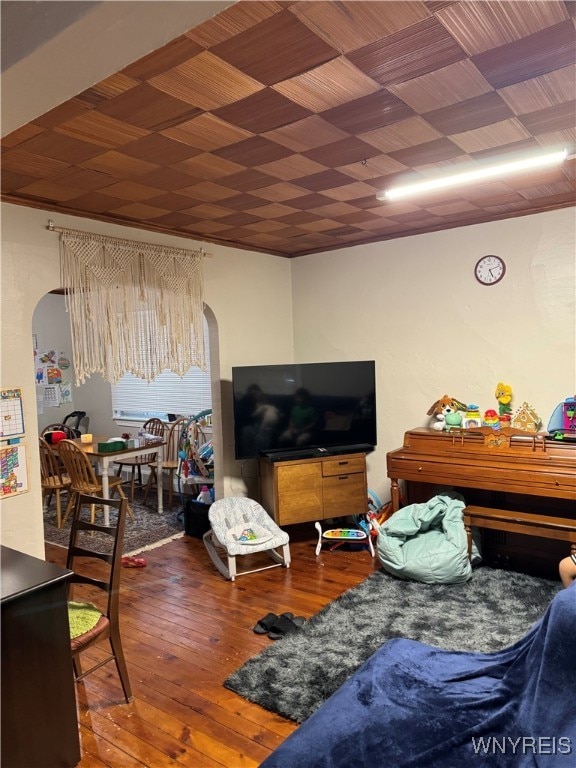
[377,148,568,202]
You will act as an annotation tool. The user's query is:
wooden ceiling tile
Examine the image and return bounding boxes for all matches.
[186,1,286,48]
[80,151,160,179]
[388,137,464,167]
[213,89,312,133]
[120,134,201,165]
[1,171,38,193]
[222,170,279,192]
[450,118,534,153]
[121,35,204,80]
[372,200,422,217]
[217,211,262,227]
[142,192,208,211]
[459,181,524,204]
[243,218,291,232]
[308,201,357,218]
[286,192,335,210]
[351,215,399,230]
[291,1,432,53]
[223,192,274,209]
[161,114,253,151]
[321,90,414,134]
[31,99,89,130]
[304,137,382,167]
[180,202,234,219]
[105,203,169,220]
[257,154,328,181]
[1,149,69,179]
[518,100,576,135]
[472,21,576,89]
[264,116,349,152]
[16,181,84,203]
[425,200,481,216]
[348,16,467,87]
[249,182,310,202]
[499,64,576,114]
[80,73,140,104]
[1,123,45,148]
[241,202,300,218]
[98,180,165,202]
[49,166,118,192]
[321,181,379,202]
[176,181,237,203]
[54,112,149,149]
[436,1,568,56]
[152,212,200,229]
[296,169,354,192]
[150,52,264,111]
[136,167,205,191]
[516,180,575,200]
[297,218,343,232]
[360,116,443,153]
[424,92,513,135]
[16,131,103,164]
[334,208,384,225]
[338,155,409,181]
[212,10,339,85]
[535,128,576,150]
[215,136,293,166]
[507,166,571,189]
[469,138,542,163]
[181,220,231,234]
[274,211,319,226]
[97,83,201,131]
[60,191,122,214]
[171,153,245,181]
[387,60,492,113]
[272,57,380,112]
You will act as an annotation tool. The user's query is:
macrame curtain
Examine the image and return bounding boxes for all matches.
[58,227,207,385]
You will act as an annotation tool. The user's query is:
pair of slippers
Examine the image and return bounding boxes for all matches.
[253,612,305,640]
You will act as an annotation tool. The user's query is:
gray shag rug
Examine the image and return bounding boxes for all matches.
[43,496,185,555]
[225,567,560,723]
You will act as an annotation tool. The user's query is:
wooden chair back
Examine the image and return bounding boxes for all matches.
[165,417,186,463]
[39,436,65,483]
[58,439,100,494]
[139,417,165,462]
[65,492,132,702]
[41,423,78,440]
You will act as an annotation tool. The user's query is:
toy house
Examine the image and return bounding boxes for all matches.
[511,402,541,433]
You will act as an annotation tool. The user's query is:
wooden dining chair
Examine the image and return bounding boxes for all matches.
[143,417,186,508]
[66,492,133,703]
[58,439,134,523]
[39,436,73,528]
[114,417,165,502]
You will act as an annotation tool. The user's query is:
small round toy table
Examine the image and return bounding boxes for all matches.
[314,521,374,557]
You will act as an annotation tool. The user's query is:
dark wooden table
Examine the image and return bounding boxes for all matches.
[1,545,81,768]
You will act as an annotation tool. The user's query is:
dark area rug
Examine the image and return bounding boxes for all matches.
[225,567,560,723]
[43,497,185,555]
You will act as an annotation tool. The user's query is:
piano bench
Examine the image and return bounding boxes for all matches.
[463,506,576,559]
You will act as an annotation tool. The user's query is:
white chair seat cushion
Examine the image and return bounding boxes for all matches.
[209,497,289,556]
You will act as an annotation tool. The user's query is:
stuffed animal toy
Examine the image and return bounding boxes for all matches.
[495,382,513,416]
[427,395,468,431]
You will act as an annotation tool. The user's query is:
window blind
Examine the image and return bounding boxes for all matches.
[112,315,211,421]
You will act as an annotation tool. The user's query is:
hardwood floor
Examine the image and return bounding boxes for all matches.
[46,526,379,767]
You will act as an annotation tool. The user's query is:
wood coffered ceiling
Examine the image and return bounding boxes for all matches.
[2,0,575,257]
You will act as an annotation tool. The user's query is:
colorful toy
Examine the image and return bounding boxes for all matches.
[495,382,513,416]
[427,395,467,432]
[482,409,500,429]
[462,404,482,429]
[315,521,374,557]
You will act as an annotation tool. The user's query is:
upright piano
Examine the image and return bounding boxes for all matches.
[387,428,576,573]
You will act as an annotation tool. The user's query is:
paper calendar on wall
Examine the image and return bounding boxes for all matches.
[1,388,25,438]
[0,444,28,498]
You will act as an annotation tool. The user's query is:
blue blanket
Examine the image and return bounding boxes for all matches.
[261,583,575,767]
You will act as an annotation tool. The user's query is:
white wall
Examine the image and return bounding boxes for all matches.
[0,202,293,557]
[291,207,576,502]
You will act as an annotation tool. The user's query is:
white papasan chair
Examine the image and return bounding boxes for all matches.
[203,497,291,581]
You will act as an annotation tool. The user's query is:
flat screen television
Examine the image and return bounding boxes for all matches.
[232,361,376,460]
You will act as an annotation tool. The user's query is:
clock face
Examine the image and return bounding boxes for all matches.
[474,255,506,285]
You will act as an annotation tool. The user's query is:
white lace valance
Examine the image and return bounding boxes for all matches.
[56,226,208,384]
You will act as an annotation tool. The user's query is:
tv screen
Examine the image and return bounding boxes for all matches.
[232,361,376,460]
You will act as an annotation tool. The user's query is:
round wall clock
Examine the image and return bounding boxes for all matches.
[474,255,506,285]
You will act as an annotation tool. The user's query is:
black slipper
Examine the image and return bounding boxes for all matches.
[268,613,305,640]
[253,612,278,634]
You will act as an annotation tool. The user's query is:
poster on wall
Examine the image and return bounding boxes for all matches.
[0,388,25,438]
[0,444,28,498]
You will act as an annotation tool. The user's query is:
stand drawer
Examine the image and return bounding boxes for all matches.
[322,456,365,477]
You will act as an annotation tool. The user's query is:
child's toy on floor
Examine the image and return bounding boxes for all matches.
[427,395,467,431]
[314,521,375,557]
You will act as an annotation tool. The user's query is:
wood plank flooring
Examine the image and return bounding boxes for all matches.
[46,526,379,767]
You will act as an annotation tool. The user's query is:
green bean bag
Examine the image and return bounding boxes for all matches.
[377,492,471,584]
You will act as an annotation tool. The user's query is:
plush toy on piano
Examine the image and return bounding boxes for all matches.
[427,395,468,432]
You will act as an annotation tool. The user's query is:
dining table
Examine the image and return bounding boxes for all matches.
[73,436,166,525]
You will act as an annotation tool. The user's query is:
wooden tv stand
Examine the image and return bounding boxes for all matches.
[387,428,576,564]
[259,452,368,526]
